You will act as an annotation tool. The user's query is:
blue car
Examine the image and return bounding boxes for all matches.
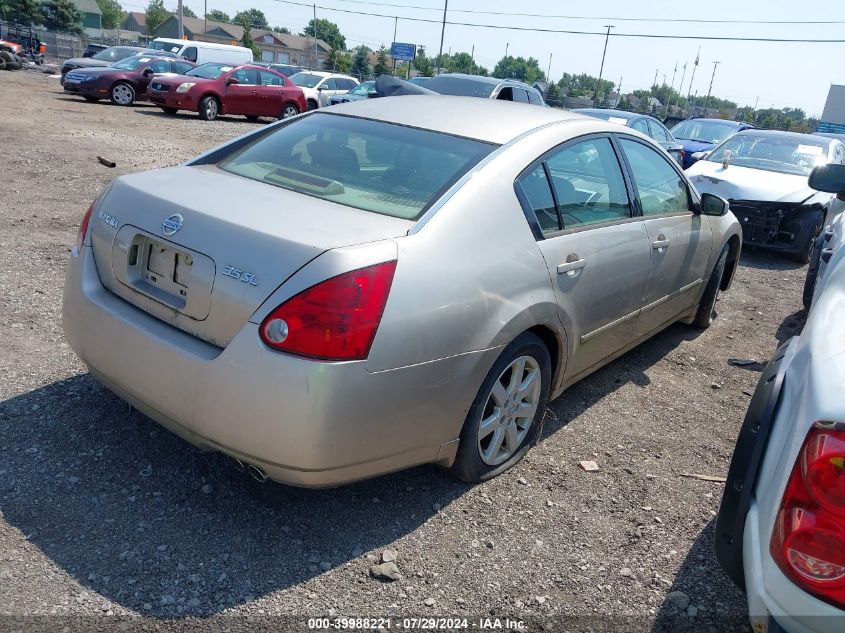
[329,80,376,105]
[670,118,755,169]
[573,108,686,166]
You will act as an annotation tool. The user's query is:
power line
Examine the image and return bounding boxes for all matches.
[269,0,845,42]
[305,0,845,25]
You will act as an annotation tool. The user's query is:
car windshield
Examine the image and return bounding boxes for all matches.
[424,76,496,98]
[219,113,496,220]
[290,73,326,88]
[671,119,738,144]
[92,47,137,62]
[349,82,375,96]
[707,134,830,176]
[147,40,183,54]
[110,55,152,71]
[185,63,234,80]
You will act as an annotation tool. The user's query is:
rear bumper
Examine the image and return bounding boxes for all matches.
[743,503,845,633]
[62,246,495,487]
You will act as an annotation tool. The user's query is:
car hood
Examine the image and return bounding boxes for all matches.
[63,57,112,69]
[686,159,815,203]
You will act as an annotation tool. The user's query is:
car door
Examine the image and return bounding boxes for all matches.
[616,136,713,335]
[516,135,653,376]
[224,68,260,115]
[138,59,171,95]
[257,70,285,116]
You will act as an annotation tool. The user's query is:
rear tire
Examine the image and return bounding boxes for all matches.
[198,96,219,121]
[280,102,300,119]
[692,244,729,329]
[246,115,260,122]
[450,332,551,483]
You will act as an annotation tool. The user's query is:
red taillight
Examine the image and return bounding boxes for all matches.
[678,149,686,165]
[259,260,397,361]
[76,202,94,251]
[771,423,845,606]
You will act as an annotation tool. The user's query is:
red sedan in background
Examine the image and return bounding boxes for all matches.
[63,54,196,105]
[148,63,307,121]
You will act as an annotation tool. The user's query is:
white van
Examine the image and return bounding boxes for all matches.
[147,38,253,66]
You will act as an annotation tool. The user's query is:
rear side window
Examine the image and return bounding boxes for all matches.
[648,120,670,142]
[231,68,258,85]
[544,138,631,228]
[322,78,338,90]
[619,138,690,216]
[219,113,496,220]
[148,60,171,73]
[259,70,282,86]
[517,165,559,234]
[632,119,650,135]
[512,88,530,103]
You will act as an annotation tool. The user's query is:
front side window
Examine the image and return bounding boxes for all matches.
[219,113,495,220]
[545,138,631,228]
[321,78,338,90]
[619,138,690,216]
[110,55,147,71]
[512,88,530,103]
[183,47,198,63]
[174,61,194,74]
[517,165,559,235]
[231,68,258,85]
[147,60,171,73]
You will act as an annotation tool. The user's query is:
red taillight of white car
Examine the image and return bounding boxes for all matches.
[76,202,94,251]
[259,260,397,361]
[770,422,845,607]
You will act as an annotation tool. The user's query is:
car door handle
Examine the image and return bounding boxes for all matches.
[557,258,586,275]
[652,238,671,249]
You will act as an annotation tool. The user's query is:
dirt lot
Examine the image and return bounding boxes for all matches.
[0,70,809,632]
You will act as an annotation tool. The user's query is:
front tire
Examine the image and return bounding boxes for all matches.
[198,96,219,121]
[692,244,729,329]
[307,99,318,111]
[451,332,551,483]
[109,81,135,106]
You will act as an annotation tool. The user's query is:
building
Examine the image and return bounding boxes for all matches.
[121,11,148,35]
[69,0,102,34]
[819,84,845,134]
[152,16,329,68]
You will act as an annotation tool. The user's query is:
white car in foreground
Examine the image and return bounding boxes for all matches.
[715,163,845,633]
[289,71,358,110]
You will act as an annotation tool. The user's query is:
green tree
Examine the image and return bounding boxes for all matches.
[545,82,561,107]
[272,25,290,34]
[176,4,196,18]
[447,51,482,75]
[373,45,390,76]
[6,0,42,24]
[206,9,228,22]
[233,8,267,29]
[144,0,170,34]
[238,16,259,59]
[41,0,82,32]
[301,17,345,51]
[95,0,123,29]
[492,56,545,84]
[349,45,370,80]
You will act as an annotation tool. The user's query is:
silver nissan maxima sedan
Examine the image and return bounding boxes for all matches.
[63,96,742,487]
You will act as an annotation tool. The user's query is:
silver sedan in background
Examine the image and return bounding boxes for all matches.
[63,97,741,487]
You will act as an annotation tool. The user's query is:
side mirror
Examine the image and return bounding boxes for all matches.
[809,164,845,194]
[700,192,729,217]
[691,151,710,161]
[317,85,325,90]
[226,77,239,86]
[142,68,153,76]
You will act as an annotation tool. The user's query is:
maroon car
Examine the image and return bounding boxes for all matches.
[63,54,196,105]
[147,63,307,121]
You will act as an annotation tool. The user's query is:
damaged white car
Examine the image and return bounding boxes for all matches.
[687,130,845,262]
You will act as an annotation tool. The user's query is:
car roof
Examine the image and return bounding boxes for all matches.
[574,108,645,119]
[432,73,537,90]
[326,95,590,144]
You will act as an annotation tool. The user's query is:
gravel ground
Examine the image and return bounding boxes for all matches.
[0,71,809,632]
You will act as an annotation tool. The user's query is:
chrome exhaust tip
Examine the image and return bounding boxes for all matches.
[225,455,246,473]
[247,464,268,483]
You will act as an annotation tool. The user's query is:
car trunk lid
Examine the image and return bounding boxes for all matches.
[90,164,413,347]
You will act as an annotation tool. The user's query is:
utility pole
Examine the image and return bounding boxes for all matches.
[593,25,614,107]
[505,42,509,58]
[665,61,677,116]
[313,4,318,70]
[470,44,475,74]
[673,61,687,112]
[547,52,552,83]
[705,60,720,114]
[436,0,448,76]
[392,16,397,74]
[617,75,622,106]
[177,0,184,38]
[652,68,658,89]
[203,0,207,38]
[686,47,700,106]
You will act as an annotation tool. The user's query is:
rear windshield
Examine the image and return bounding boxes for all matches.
[147,40,184,54]
[424,76,496,98]
[93,47,138,62]
[218,113,496,220]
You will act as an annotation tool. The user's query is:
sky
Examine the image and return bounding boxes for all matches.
[124,0,845,116]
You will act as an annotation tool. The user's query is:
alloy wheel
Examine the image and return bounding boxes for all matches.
[112,83,134,105]
[206,99,218,119]
[477,356,541,466]
[283,104,299,118]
